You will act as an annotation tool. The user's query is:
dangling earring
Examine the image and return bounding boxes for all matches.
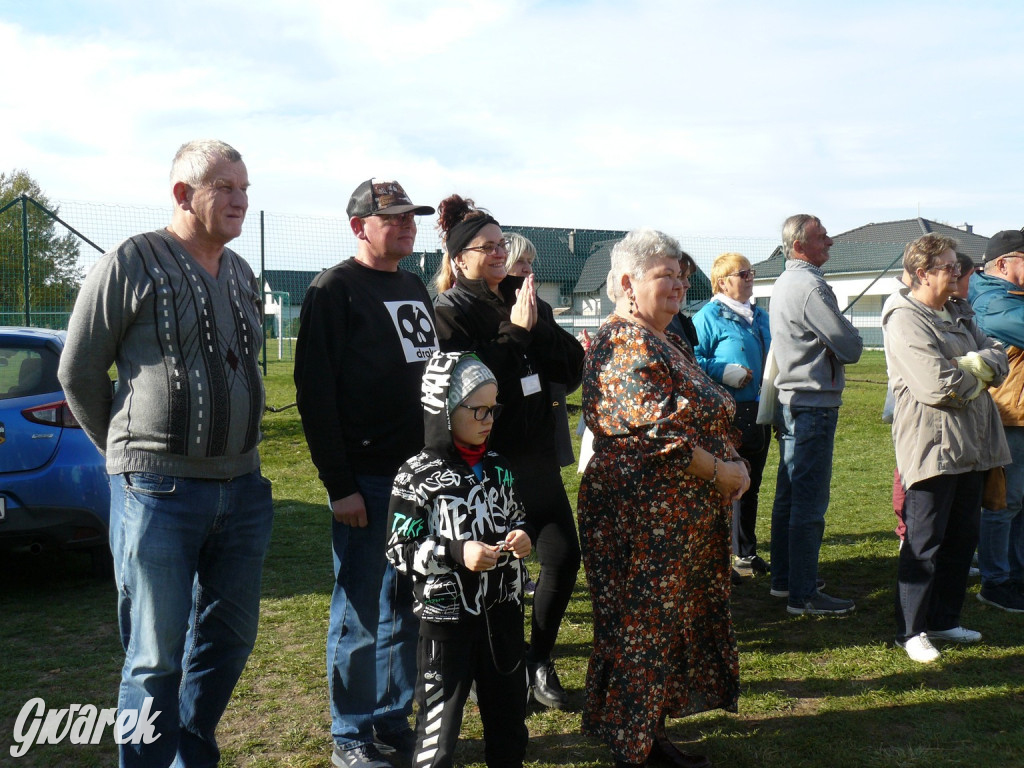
[628,293,636,315]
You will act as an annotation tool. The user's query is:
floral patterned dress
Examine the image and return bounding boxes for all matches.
[578,314,740,763]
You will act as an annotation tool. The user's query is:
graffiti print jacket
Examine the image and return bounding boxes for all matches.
[386,352,535,639]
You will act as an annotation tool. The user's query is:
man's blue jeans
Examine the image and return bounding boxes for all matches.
[328,475,418,750]
[769,404,839,605]
[979,425,1024,587]
[109,469,274,768]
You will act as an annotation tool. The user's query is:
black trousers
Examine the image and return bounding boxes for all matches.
[896,471,982,642]
[733,422,772,559]
[510,459,581,663]
[413,612,528,768]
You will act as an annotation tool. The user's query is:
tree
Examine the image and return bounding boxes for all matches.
[0,170,83,325]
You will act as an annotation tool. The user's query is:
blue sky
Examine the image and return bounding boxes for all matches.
[3,0,1024,241]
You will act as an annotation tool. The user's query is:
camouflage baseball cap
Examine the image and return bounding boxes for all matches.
[346,179,435,218]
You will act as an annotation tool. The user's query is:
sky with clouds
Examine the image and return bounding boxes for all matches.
[3,0,1024,244]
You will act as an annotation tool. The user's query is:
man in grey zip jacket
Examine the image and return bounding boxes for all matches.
[768,214,863,616]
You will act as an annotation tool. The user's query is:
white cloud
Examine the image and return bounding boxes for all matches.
[4,0,1024,243]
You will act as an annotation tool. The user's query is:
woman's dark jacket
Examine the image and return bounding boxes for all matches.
[434,274,585,469]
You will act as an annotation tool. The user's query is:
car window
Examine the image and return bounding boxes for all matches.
[0,347,62,400]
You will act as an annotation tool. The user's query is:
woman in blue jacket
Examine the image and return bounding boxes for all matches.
[694,253,772,575]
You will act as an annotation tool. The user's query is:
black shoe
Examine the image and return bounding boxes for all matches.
[748,555,770,575]
[977,581,1024,612]
[734,555,770,575]
[731,568,743,586]
[650,734,712,768]
[332,744,392,768]
[529,659,568,709]
[374,728,416,768]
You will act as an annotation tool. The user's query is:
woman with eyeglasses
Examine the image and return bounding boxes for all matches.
[433,195,585,709]
[693,253,772,578]
[883,233,1009,663]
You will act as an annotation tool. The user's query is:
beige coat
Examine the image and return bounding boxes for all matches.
[882,289,1010,489]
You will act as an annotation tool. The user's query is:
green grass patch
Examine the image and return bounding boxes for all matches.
[2,351,1023,767]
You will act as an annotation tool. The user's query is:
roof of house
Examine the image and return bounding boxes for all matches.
[751,241,905,280]
[751,218,990,279]
[261,255,446,304]
[260,270,322,304]
[573,237,713,306]
[503,226,627,287]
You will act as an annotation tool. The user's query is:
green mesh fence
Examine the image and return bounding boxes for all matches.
[4,196,946,358]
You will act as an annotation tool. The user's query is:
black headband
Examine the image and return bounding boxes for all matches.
[447,214,500,260]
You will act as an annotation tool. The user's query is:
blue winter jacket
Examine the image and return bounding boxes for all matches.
[968,271,1024,349]
[693,299,771,403]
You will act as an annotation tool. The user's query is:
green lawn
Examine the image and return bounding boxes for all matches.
[2,350,1023,767]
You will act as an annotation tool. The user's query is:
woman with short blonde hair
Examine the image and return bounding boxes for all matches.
[694,251,772,576]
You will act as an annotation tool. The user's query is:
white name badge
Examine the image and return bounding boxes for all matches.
[520,373,542,396]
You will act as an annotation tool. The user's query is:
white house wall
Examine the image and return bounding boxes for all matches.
[752,273,904,348]
[752,274,904,310]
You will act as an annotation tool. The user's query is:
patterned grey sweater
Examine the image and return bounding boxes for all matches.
[59,229,264,479]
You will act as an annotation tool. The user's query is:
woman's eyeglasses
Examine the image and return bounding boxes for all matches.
[459,403,503,421]
[461,240,510,256]
[929,263,962,276]
[728,269,756,280]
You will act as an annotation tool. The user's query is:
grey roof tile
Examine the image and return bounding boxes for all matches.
[751,218,989,279]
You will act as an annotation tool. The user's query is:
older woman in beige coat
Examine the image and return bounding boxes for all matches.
[883,233,1009,663]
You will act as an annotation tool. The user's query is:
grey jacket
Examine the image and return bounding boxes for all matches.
[769,260,863,407]
[882,288,1010,488]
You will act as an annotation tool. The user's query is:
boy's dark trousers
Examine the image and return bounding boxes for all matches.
[412,607,528,768]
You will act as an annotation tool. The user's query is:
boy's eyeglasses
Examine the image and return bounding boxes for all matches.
[459,403,503,421]
[461,240,510,256]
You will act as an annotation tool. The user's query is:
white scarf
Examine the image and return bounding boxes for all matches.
[713,293,755,325]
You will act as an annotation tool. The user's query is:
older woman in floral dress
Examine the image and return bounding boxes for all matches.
[578,229,748,768]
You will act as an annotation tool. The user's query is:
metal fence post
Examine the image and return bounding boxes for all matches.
[21,194,30,326]
[260,210,267,376]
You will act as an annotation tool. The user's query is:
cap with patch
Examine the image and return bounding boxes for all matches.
[346,179,435,218]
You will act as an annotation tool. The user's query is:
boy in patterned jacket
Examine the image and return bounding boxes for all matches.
[386,352,534,768]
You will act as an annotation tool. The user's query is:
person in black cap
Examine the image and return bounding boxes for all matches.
[295,179,439,768]
[968,229,1024,613]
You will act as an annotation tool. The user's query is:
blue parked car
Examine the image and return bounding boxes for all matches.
[0,327,111,575]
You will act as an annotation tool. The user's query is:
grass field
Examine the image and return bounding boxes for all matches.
[2,350,1023,767]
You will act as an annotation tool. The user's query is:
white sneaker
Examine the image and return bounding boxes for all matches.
[927,626,982,643]
[902,632,940,663]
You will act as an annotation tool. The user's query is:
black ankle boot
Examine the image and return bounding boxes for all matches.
[649,734,711,768]
[528,659,568,709]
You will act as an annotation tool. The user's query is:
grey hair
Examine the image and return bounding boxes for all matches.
[504,232,537,272]
[781,214,821,259]
[606,228,682,302]
[170,139,243,187]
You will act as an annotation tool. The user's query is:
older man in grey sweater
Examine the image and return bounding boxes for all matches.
[768,214,863,616]
[59,140,273,768]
